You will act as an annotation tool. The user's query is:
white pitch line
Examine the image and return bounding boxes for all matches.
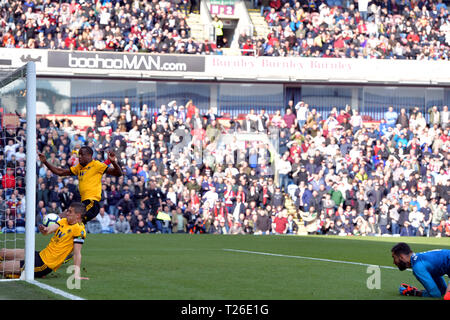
[28,280,85,300]
[223,248,407,271]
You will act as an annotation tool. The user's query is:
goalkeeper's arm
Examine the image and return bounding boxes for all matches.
[413,268,447,298]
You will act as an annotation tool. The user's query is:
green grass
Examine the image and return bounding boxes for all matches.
[2,234,450,300]
[0,281,63,300]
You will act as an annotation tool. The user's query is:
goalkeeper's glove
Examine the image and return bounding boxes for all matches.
[399,283,422,296]
[444,291,450,301]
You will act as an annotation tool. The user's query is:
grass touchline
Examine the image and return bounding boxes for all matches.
[222,248,406,271]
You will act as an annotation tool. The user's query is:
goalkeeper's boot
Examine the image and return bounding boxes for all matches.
[399,283,422,296]
[444,291,450,300]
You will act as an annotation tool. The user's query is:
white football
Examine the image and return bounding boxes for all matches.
[42,213,61,227]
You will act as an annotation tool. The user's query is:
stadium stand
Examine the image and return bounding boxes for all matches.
[0,0,219,54]
[1,0,448,58]
[246,0,450,59]
[0,1,448,237]
[1,98,449,237]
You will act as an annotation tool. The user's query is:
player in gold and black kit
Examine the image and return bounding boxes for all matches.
[38,146,123,223]
[0,202,88,279]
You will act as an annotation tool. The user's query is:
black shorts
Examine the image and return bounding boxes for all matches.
[82,199,100,223]
[20,251,53,278]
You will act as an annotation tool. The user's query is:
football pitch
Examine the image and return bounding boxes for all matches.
[1,234,449,300]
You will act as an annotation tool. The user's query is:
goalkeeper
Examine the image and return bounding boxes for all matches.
[391,242,450,300]
[0,202,88,279]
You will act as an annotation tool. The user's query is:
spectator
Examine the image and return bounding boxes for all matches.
[295,102,309,128]
[208,218,221,234]
[384,106,398,128]
[396,108,409,130]
[114,214,131,234]
[116,193,135,217]
[96,207,114,234]
[284,214,297,235]
[189,217,206,234]
[156,206,173,234]
[212,15,224,48]
[146,213,160,233]
[271,186,285,208]
[172,208,188,233]
[440,106,449,129]
[86,219,102,234]
[272,209,288,234]
[300,206,318,235]
[1,219,16,233]
[135,220,149,234]
[409,205,424,236]
[283,108,297,129]
[2,167,15,198]
[91,104,108,128]
[242,218,254,234]
[278,153,292,192]
[229,221,245,235]
[254,209,271,235]
[428,106,441,126]
[242,38,254,56]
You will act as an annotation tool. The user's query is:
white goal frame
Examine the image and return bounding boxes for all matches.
[0,62,36,282]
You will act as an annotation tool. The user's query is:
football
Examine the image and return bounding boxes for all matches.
[42,213,61,227]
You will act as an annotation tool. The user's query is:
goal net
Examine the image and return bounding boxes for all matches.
[0,62,36,281]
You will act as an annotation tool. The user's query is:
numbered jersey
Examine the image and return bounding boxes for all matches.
[39,218,86,271]
[70,160,108,201]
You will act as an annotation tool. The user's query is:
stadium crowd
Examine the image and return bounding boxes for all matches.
[242,0,450,59]
[1,0,449,59]
[0,0,220,54]
[1,95,449,237]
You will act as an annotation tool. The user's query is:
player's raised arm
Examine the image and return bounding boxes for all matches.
[38,152,72,176]
[105,150,123,177]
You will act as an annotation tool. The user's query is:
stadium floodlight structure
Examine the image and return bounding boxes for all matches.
[0,62,36,282]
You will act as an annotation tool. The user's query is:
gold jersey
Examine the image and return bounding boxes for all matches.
[39,218,86,271]
[70,160,108,201]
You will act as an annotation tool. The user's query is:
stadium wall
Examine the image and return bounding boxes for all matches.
[1,48,449,119]
[2,49,450,84]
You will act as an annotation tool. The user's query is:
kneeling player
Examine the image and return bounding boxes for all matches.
[391,242,450,300]
[0,202,88,280]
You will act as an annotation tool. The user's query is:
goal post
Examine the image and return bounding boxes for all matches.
[0,61,36,282]
[24,62,37,282]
